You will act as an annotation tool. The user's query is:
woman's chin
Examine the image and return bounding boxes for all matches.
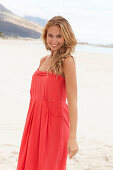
[50,47,61,52]
[50,49,58,52]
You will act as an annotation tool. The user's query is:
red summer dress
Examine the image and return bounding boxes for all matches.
[17,56,70,170]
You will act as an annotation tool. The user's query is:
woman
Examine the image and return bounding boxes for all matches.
[17,15,79,170]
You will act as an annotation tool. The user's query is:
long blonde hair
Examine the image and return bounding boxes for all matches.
[41,16,77,77]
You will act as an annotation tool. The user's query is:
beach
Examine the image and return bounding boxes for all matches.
[0,38,113,170]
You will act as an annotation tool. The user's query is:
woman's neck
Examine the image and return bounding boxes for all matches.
[50,50,57,58]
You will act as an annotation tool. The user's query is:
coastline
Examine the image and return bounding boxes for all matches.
[0,36,113,48]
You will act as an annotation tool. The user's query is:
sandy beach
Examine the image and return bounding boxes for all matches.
[0,38,113,170]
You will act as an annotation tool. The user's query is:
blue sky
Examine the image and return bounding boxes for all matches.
[0,0,113,44]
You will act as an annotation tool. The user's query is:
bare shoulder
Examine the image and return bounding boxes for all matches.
[40,56,46,63]
[39,56,46,68]
[63,55,76,75]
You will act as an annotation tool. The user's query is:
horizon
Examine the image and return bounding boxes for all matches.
[0,0,113,44]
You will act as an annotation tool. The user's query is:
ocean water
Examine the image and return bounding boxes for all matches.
[76,44,113,54]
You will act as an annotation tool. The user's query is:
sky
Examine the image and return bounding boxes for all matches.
[0,0,113,44]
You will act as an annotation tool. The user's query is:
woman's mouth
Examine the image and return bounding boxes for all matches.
[51,44,59,47]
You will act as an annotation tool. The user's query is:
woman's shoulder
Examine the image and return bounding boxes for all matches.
[63,55,75,66]
[39,55,47,68]
[40,56,46,62]
[40,55,48,64]
[62,55,76,73]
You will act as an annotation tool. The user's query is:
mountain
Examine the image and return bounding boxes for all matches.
[0,4,43,39]
[24,16,48,26]
[0,4,14,15]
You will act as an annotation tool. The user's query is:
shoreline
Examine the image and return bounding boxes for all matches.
[0,36,113,49]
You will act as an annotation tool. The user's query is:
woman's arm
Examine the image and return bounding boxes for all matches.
[63,55,78,140]
[63,55,78,158]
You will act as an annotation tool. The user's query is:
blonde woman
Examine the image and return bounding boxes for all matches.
[17,16,79,170]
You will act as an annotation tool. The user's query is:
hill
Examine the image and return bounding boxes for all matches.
[24,16,47,26]
[0,4,43,39]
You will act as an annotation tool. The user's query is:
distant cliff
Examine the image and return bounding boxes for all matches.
[24,16,47,26]
[0,4,43,39]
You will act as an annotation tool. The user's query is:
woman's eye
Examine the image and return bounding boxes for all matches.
[57,35,62,38]
[48,34,52,37]
[48,34,61,38]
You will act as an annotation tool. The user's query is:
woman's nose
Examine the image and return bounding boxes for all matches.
[52,37,58,43]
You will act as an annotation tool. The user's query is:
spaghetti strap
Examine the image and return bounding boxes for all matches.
[42,56,47,63]
[39,56,47,68]
[43,55,47,61]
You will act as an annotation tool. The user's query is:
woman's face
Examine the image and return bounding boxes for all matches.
[46,25,64,52]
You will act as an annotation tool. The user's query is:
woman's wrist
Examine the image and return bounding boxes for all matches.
[69,131,77,139]
[69,135,77,140]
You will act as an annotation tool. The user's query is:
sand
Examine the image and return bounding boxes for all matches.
[0,38,113,170]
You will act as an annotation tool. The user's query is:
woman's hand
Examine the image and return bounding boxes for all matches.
[67,138,79,159]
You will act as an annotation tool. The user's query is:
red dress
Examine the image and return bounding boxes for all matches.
[17,56,70,170]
